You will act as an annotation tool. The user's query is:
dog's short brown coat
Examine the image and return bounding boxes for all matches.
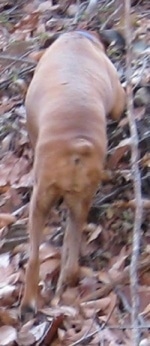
[20,31,125,318]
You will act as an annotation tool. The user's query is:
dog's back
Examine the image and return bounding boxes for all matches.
[26,32,122,145]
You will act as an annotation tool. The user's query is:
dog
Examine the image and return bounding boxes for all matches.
[20,30,125,319]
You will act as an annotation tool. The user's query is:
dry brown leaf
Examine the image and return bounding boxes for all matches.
[0,213,16,228]
[37,1,52,12]
[0,101,17,116]
[19,319,62,345]
[113,199,150,209]
[141,153,150,168]
[105,292,117,318]
[0,284,16,303]
[140,303,150,318]
[14,12,39,31]
[41,305,77,318]
[106,206,115,219]
[107,138,132,169]
[0,253,10,269]
[87,225,102,243]
[57,327,66,342]
[80,266,97,279]
[0,325,17,345]
[61,287,80,305]
[17,330,35,346]
[0,154,30,186]
[81,297,110,311]
[30,321,48,342]
[0,183,10,194]
[109,247,127,271]
[83,222,96,234]
[39,243,60,263]
[64,318,97,345]
[0,254,17,288]
[133,106,146,120]
[7,272,21,285]
[0,309,18,327]
[140,270,150,287]
[98,270,111,284]
[40,258,60,280]
[93,327,119,344]
[79,274,98,299]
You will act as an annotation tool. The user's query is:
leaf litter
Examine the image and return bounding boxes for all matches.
[0,0,150,345]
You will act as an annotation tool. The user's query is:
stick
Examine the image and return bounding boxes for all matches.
[81,258,149,302]
[0,54,36,65]
[125,0,143,344]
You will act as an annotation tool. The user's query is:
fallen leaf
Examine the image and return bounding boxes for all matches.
[38,1,52,12]
[87,225,102,243]
[107,138,132,169]
[0,325,17,345]
[0,213,16,228]
[0,309,17,327]
[140,303,150,318]
[41,305,77,318]
[39,243,60,262]
[17,331,35,346]
[40,258,60,280]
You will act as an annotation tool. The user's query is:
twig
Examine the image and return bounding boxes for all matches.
[0,50,35,78]
[105,0,116,8]
[84,0,98,19]
[81,257,150,302]
[132,56,148,90]
[69,328,99,346]
[125,1,143,345]
[93,182,132,206]
[108,324,150,330]
[101,4,123,30]
[70,302,116,346]
[112,199,150,210]
[0,65,35,90]
[115,288,145,327]
[0,54,36,65]
[73,1,87,24]
[69,318,96,346]
[12,203,29,217]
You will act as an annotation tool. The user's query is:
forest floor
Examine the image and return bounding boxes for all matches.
[0,0,150,344]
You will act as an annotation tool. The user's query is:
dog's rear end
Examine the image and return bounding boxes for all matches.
[20,31,125,319]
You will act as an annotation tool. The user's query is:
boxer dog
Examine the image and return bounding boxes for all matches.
[20,30,125,319]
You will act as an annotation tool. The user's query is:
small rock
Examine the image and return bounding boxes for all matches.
[132,39,147,55]
[37,1,52,13]
[67,4,78,17]
[134,87,149,107]
[140,338,150,346]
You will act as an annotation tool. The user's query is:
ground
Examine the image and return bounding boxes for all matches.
[0,0,150,345]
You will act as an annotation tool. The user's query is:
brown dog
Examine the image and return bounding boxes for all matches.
[20,31,125,318]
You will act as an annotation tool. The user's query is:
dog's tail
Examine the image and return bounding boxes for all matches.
[70,138,95,165]
[59,138,103,193]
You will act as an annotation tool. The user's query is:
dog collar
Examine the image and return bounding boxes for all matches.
[75,30,99,45]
